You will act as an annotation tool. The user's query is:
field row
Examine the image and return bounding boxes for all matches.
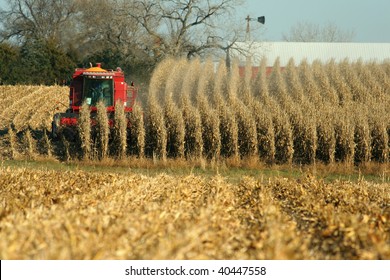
[142,58,390,164]
[0,85,68,131]
[0,166,389,259]
[0,58,389,163]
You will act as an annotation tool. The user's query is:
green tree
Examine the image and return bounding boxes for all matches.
[0,42,20,84]
[19,39,75,84]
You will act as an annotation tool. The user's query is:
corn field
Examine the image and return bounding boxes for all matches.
[1,59,390,260]
[0,166,389,259]
[0,58,389,164]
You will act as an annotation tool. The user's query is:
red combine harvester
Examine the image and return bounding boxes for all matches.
[52,63,137,139]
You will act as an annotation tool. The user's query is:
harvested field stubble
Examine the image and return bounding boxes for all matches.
[0,167,389,259]
[1,60,389,261]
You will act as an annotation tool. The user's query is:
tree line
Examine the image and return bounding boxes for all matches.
[0,0,245,85]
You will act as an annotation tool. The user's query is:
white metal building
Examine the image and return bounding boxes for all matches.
[229,41,390,66]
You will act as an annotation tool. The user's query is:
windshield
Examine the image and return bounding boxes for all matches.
[83,77,114,107]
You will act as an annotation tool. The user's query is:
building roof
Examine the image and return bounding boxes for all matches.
[230,42,390,66]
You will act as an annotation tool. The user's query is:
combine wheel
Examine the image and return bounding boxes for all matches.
[51,112,80,142]
[51,122,78,142]
[61,126,78,142]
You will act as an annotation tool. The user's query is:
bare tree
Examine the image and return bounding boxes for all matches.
[73,0,144,58]
[283,21,355,42]
[0,0,248,80]
[127,0,244,59]
[0,0,77,43]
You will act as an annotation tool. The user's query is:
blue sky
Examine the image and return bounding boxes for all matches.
[240,0,390,42]
[0,0,389,42]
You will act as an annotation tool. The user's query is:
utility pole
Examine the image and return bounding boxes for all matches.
[245,15,265,41]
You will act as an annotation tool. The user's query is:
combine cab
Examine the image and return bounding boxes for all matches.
[52,63,137,140]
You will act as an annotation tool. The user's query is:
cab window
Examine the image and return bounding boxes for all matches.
[83,78,114,106]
